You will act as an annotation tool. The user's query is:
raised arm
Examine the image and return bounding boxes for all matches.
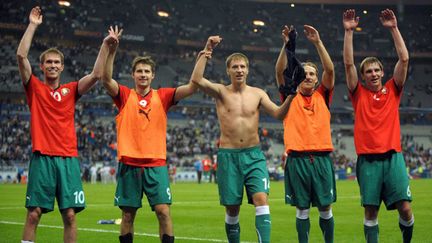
[343,9,360,92]
[259,89,295,120]
[304,25,334,90]
[275,25,290,87]
[101,26,122,97]
[380,9,409,88]
[16,6,43,84]
[190,36,223,99]
[78,26,122,95]
[173,79,199,102]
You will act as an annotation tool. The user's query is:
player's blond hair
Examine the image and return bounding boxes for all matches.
[303,61,319,77]
[39,48,64,64]
[225,53,249,69]
[360,57,383,74]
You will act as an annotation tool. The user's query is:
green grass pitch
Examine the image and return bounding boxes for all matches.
[1,179,431,242]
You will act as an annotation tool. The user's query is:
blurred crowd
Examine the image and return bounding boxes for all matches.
[403,135,432,178]
[2,0,431,52]
[1,1,432,105]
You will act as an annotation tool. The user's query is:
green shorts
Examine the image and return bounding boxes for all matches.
[217,146,270,205]
[357,151,412,210]
[115,163,172,210]
[284,152,336,208]
[25,152,85,213]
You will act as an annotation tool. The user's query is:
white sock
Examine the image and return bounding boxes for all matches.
[225,214,239,224]
[399,214,414,227]
[319,209,333,220]
[296,208,310,220]
[255,205,270,216]
[364,218,378,227]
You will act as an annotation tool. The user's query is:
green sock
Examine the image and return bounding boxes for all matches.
[296,218,310,243]
[319,217,334,243]
[399,223,413,243]
[255,214,271,243]
[225,223,240,243]
[364,225,379,243]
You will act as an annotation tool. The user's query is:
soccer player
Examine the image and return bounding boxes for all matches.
[191,36,295,243]
[202,155,212,182]
[16,6,117,243]
[210,158,218,183]
[101,29,197,243]
[194,156,203,184]
[276,25,336,243]
[343,9,414,243]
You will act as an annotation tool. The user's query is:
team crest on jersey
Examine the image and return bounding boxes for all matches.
[61,88,70,96]
[139,99,148,108]
[373,87,387,101]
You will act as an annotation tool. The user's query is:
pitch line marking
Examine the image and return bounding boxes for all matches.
[0,220,254,243]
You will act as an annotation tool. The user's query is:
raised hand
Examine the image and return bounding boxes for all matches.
[104,25,123,52]
[281,25,290,44]
[29,6,43,26]
[196,50,213,62]
[303,25,320,44]
[343,9,359,30]
[204,36,222,52]
[282,25,297,53]
[379,9,397,28]
[282,25,297,42]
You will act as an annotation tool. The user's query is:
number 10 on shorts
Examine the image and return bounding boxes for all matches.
[74,191,85,204]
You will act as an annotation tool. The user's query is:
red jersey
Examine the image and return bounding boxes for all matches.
[24,75,79,156]
[350,78,402,154]
[202,159,211,172]
[113,85,175,167]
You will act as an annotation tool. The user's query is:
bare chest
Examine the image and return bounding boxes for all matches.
[217,91,260,117]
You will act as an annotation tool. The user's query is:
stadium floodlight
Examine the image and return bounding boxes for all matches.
[253,20,265,27]
[290,3,295,7]
[58,0,71,7]
[363,10,368,14]
[157,10,170,18]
